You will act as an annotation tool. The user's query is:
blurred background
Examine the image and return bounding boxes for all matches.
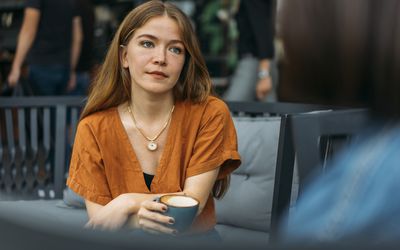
[0,0,283,98]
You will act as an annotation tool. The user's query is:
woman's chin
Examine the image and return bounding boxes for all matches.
[142,84,176,95]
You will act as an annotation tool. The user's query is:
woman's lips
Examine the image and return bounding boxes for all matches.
[148,71,168,79]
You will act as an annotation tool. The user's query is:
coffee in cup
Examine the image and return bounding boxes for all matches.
[158,195,199,233]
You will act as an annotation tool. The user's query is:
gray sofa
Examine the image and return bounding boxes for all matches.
[3,98,333,246]
[0,115,298,244]
[216,116,298,243]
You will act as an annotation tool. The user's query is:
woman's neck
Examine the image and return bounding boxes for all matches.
[129,93,175,124]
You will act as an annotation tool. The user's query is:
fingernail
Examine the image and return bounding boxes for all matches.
[169,218,175,224]
[162,206,167,211]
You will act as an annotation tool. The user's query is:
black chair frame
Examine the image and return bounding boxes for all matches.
[289,108,370,192]
[0,96,85,199]
[226,101,334,236]
[272,108,370,236]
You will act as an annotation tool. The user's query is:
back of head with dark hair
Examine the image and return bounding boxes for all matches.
[279,0,400,119]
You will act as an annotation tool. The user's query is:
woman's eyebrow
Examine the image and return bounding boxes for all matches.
[136,34,183,45]
[136,34,157,40]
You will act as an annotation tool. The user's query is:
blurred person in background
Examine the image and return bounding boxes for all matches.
[68,0,95,96]
[7,0,82,95]
[278,0,400,244]
[223,0,276,102]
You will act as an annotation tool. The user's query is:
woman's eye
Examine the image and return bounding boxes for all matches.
[140,41,154,48]
[169,47,183,54]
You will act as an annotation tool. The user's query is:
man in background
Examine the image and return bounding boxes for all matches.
[224,0,276,102]
[7,0,82,95]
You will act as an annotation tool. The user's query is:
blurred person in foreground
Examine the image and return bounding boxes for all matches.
[7,0,82,95]
[278,0,400,244]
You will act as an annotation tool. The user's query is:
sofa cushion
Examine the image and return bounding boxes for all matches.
[215,117,281,232]
[215,223,269,244]
[0,200,88,227]
[63,188,86,208]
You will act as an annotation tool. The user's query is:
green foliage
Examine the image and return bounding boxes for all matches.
[199,0,239,69]
[200,1,224,55]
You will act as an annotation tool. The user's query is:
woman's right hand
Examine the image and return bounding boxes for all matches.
[135,199,177,235]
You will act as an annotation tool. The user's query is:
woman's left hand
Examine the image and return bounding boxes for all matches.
[134,199,177,235]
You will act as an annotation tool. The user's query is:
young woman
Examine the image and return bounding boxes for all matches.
[66,1,241,236]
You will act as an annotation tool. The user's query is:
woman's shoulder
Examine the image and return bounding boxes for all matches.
[186,96,230,117]
[205,95,229,109]
[204,96,231,118]
[79,107,118,128]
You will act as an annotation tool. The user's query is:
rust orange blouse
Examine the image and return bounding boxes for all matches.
[67,96,241,232]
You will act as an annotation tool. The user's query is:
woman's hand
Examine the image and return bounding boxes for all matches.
[85,194,136,231]
[134,199,177,235]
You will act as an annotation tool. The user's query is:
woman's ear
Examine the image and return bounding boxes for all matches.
[120,45,129,68]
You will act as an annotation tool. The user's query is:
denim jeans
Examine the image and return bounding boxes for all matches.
[223,54,277,102]
[29,64,70,95]
[68,71,90,96]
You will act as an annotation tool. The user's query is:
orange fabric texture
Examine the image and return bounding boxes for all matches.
[67,96,241,232]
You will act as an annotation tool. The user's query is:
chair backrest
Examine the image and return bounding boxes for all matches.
[0,96,85,200]
[290,109,370,191]
[270,108,370,237]
[219,102,333,239]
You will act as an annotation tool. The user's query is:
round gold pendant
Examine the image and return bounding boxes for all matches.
[147,141,158,151]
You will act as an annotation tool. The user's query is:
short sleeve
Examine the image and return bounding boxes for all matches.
[73,0,80,18]
[26,0,41,9]
[186,101,241,179]
[66,121,112,205]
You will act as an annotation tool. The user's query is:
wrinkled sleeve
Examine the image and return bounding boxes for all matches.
[73,0,80,17]
[66,121,112,205]
[248,0,275,59]
[186,103,241,179]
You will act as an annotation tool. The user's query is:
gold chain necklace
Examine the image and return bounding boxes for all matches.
[127,104,175,151]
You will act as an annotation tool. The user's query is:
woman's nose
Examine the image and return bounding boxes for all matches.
[153,49,167,66]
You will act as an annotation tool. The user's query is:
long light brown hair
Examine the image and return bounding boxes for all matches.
[81,0,212,119]
[80,0,227,199]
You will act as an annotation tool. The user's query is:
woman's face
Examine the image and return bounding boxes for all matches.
[122,15,186,97]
